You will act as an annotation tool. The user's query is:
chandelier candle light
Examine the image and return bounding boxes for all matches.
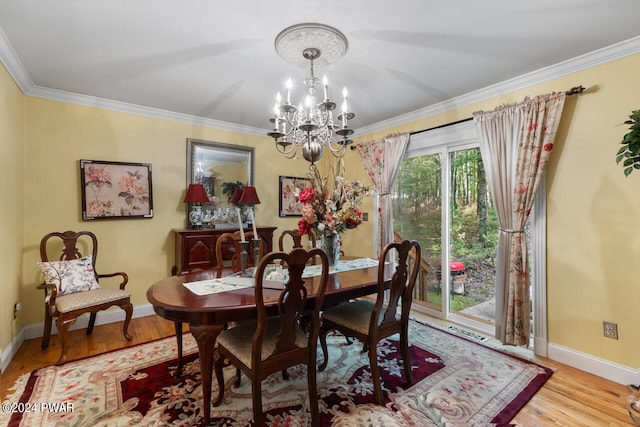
[267,23,354,164]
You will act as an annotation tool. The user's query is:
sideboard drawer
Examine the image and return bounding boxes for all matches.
[173,227,276,275]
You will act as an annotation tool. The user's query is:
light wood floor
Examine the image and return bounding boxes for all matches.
[0,315,634,426]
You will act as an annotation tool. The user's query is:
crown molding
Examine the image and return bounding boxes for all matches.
[356,35,640,136]
[1,24,639,137]
[26,85,266,136]
[0,26,34,90]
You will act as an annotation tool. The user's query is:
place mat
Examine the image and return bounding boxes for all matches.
[182,277,253,296]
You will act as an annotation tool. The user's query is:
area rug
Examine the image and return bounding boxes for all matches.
[1,320,551,426]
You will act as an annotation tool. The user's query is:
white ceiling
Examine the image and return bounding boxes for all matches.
[1,0,640,135]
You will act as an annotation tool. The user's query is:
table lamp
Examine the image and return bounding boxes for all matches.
[229,187,244,205]
[237,187,261,261]
[238,186,261,206]
[238,186,261,228]
[184,184,210,228]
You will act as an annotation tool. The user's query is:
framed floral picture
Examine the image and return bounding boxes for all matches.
[279,175,312,217]
[80,159,154,220]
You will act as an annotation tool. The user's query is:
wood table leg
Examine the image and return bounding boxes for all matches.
[190,324,224,426]
[174,321,183,376]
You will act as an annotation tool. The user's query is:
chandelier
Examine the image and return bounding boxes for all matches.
[267,23,354,164]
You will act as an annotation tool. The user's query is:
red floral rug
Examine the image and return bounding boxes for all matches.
[1,320,551,426]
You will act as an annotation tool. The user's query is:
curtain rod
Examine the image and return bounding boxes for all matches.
[351,85,586,147]
[408,85,586,137]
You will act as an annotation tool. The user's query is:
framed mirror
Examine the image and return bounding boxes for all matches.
[186,138,254,207]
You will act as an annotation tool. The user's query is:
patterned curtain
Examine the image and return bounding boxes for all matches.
[473,92,565,345]
[356,133,410,256]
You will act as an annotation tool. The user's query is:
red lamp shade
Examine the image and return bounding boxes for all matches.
[229,187,244,204]
[238,186,261,204]
[183,184,210,203]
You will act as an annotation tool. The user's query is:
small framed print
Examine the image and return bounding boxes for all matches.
[279,175,312,217]
[80,159,154,220]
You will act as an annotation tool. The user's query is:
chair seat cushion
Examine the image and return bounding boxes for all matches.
[55,287,130,313]
[322,300,392,335]
[217,317,307,366]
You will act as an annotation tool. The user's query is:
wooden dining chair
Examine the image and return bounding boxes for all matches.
[215,231,265,278]
[278,228,316,251]
[37,230,133,365]
[278,229,316,265]
[213,247,329,427]
[318,239,421,404]
[166,232,265,376]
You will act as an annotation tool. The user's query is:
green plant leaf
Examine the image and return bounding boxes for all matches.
[618,110,640,175]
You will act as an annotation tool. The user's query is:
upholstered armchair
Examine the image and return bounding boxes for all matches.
[37,230,133,365]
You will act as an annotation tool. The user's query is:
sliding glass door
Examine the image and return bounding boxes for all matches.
[391,122,500,335]
[390,121,546,352]
[393,153,443,306]
[393,147,497,322]
[447,147,498,325]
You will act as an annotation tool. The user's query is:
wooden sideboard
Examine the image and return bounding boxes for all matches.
[172,226,277,275]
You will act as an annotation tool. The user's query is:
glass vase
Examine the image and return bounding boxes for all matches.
[321,233,341,267]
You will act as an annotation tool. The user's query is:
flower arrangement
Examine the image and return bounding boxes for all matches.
[294,165,370,238]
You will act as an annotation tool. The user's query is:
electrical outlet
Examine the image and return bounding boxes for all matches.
[13,302,22,320]
[603,321,618,339]
[362,212,368,221]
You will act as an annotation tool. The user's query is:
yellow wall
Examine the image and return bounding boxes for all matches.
[0,62,25,352]
[347,52,640,368]
[19,98,315,328]
[545,55,639,367]
[2,50,639,373]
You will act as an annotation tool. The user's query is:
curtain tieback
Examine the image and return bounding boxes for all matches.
[499,228,524,233]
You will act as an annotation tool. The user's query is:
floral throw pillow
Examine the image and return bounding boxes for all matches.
[37,256,101,296]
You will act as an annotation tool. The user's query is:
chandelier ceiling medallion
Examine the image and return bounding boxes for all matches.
[267,23,354,164]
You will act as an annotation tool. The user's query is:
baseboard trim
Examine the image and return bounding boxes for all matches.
[0,328,25,374]
[0,304,156,373]
[548,342,640,386]
[533,336,548,358]
[22,303,156,340]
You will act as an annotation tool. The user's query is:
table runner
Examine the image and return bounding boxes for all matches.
[183,258,379,296]
[301,257,378,277]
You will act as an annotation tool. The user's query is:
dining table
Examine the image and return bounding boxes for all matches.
[146,257,391,426]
